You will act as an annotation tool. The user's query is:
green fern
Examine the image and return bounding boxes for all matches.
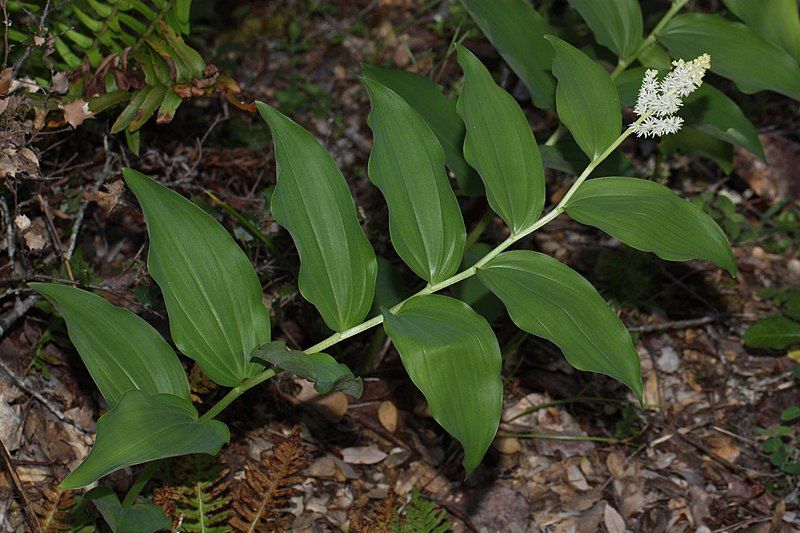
[155,454,230,533]
[5,1,41,43]
[53,0,193,69]
[53,0,203,138]
[5,0,244,143]
[392,488,452,533]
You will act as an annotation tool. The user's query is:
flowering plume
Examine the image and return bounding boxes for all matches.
[632,53,711,138]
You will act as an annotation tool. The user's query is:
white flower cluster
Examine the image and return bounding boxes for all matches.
[632,53,711,138]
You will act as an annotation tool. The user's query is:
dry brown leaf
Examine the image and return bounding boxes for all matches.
[295,380,348,423]
[377,400,398,433]
[23,230,46,251]
[707,434,741,463]
[85,180,125,213]
[494,437,522,454]
[643,369,660,406]
[19,147,38,167]
[230,429,309,531]
[0,67,13,94]
[603,503,626,533]
[567,464,590,491]
[341,446,387,465]
[733,135,800,202]
[50,72,69,94]
[62,99,94,128]
[14,215,31,231]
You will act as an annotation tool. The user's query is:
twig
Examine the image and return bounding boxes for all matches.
[0,434,40,532]
[630,316,718,333]
[0,294,37,338]
[37,194,73,281]
[672,428,762,477]
[0,150,114,339]
[68,146,115,260]
[2,0,10,68]
[0,195,14,267]
[11,0,51,76]
[0,356,90,434]
[629,313,757,333]
[185,109,229,178]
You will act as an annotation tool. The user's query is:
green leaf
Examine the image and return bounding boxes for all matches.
[780,406,800,422]
[459,0,556,109]
[455,44,546,234]
[124,169,270,387]
[568,0,643,61]
[125,129,141,157]
[452,243,504,324]
[30,283,189,407]
[638,42,672,69]
[477,251,642,399]
[252,341,363,397]
[258,103,377,332]
[371,256,410,315]
[128,84,167,132]
[61,391,229,489]
[616,70,763,158]
[546,36,622,161]
[382,295,502,474]
[86,487,171,533]
[360,65,482,196]
[783,462,800,475]
[156,88,182,124]
[786,291,800,321]
[111,88,147,134]
[539,139,635,177]
[564,177,737,276]
[683,84,764,157]
[659,126,734,174]
[363,78,466,285]
[658,13,800,101]
[744,315,800,349]
[724,0,800,62]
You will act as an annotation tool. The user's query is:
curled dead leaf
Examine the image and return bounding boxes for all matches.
[19,147,38,167]
[733,135,800,202]
[24,230,46,251]
[84,180,125,214]
[50,72,70,94]
[14,215,31,231]
[0,68,13,95]
[62,99,94,129]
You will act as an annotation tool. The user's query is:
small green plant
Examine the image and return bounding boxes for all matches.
[760,368,800,502]
[692,193,800,252]
[456,0,800,176]
[745,286,800,350]
[155,455,230,532]
[393,488,452,533]
[350,487,452,533]
[32,45,736,529]
[30,4,789,531]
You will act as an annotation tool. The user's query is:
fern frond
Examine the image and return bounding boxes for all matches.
[348,490,398,533]
[33,482,95,532]
[393,488,452,533]
[155,454,230,533]
[33,483,73,532]
[229,428,309,532]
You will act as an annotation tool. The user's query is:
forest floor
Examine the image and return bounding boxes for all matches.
[1,1,799,531]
